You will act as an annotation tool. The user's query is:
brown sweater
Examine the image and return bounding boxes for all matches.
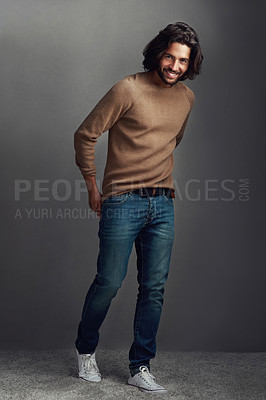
[74,71,194,199]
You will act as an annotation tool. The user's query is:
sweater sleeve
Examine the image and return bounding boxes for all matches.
[176,112,190,147]
[74,79,133,177]
[175,84,195,147]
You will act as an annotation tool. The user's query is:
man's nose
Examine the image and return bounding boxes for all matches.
[170,59,180,71]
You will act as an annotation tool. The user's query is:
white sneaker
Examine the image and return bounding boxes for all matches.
[76,349,101,382]
[128,365,167,393]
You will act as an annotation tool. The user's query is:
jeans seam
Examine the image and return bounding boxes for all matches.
[134,232,144,362]
[79,283,97,351]
[81,269,98,318]
[81,234,104,330]
[144,195,153,224]
[163,194,173,205]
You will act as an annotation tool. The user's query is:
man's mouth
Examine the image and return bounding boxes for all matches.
[164,70,179,79]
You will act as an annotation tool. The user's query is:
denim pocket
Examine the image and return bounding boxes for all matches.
[163,194,173,205]
[102,193,129,206]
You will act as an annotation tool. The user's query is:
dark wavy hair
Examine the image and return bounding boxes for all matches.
[142,22,203,81]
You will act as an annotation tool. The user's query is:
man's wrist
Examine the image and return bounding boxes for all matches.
[83,174,95,181]
[83,175,99,192]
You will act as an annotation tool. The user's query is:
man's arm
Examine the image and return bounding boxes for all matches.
[74,80,132,177]
[175,112,190,147]
[175,84,195,147]
[74,79,133,214]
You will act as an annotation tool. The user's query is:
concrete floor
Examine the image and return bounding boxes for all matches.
[0,349,266,400]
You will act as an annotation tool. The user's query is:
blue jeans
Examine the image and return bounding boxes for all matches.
[75,191,175,374]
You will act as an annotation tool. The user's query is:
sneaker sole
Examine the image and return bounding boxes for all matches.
[128,383,167,393]
[79,376,101,383]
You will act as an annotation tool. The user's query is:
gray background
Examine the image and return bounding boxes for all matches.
[1,0,265,352]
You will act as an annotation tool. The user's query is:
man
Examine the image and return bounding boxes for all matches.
[74,21,203,393]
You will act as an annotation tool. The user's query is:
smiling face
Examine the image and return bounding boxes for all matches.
[154,42,191,87]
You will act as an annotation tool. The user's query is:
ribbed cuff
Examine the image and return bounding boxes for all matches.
[130,364,150,377]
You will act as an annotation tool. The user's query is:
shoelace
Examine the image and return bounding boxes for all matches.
[82,354,100,374]
[139,366,156,384]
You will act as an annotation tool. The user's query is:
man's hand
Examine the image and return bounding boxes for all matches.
[83,176,102,218]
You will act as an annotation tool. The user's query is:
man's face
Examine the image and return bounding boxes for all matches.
[156,42,191,87]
